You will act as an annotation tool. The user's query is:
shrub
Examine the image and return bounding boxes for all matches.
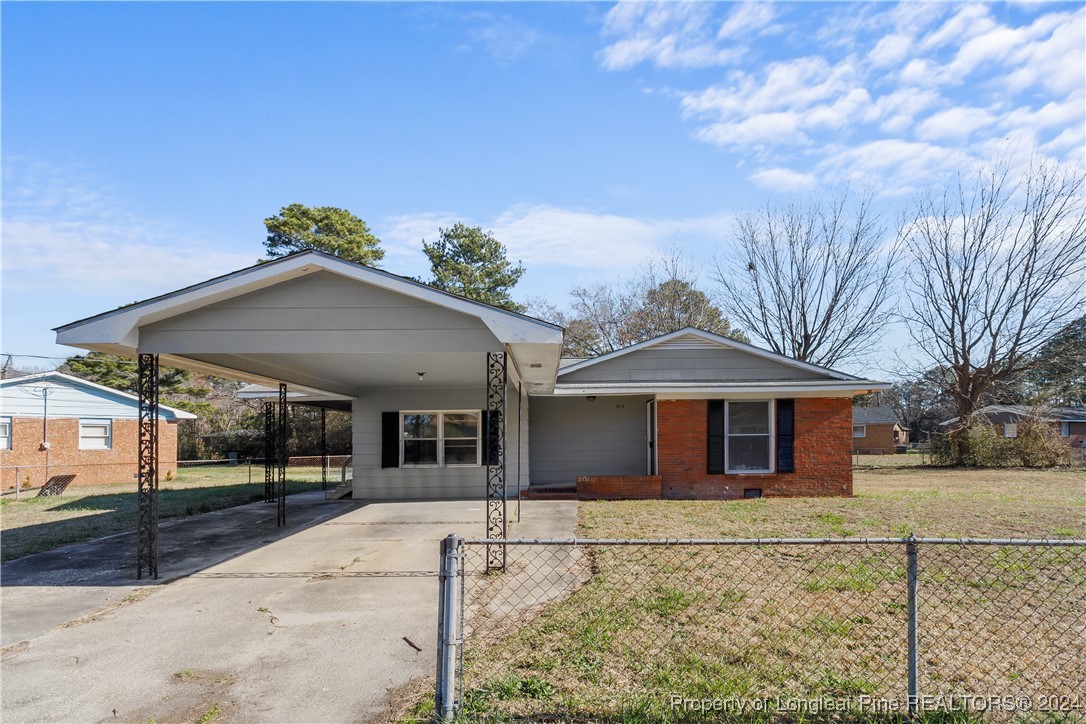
[931,416,1067,468]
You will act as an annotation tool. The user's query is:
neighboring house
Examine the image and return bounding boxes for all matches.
[0,372,195,489]
[851,406,909,454]
[54,251,889,502]
[941,405,1086,448]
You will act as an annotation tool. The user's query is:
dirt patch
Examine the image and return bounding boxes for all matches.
[58,586,160,630]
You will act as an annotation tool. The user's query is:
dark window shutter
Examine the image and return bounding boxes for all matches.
[381,412,399,468]
[482,410,502,466]
[777,399,794,473]
[707,400,725,474]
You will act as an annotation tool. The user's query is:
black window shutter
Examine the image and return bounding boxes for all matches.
[707,400,725,474]
[481,410,501,466]
[480,411,491,465]
[777,399,794,473]
[381,412,399,468]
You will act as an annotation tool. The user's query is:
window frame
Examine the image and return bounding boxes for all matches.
[0,417,11,450]
[852,425,867,438]
[725,400,775,474]
[399,410,482,468]
[1003,422,1017,439]
[1061,422,1070,438]
[79,418,113,450]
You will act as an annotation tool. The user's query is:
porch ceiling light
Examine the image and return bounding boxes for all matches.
[417,372,425,381]
[586,396,597,401]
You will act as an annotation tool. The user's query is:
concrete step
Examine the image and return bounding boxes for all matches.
[325,483,353,500]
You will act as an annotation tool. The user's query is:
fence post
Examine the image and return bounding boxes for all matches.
[435,534,461,722]
[906,537,919,713]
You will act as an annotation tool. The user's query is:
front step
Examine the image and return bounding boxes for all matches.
[522,484,577,500]
[325,482,353,500]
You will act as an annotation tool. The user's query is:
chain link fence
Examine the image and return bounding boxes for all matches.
[435,537,1086,721]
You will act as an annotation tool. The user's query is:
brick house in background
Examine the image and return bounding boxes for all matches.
[852,406,909,454]
[940,404,1086,449]
[0,372,195,490]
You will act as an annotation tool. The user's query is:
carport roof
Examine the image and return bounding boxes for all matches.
[54,251,564,394]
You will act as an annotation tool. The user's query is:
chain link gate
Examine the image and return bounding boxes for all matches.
[435,537,1086,721]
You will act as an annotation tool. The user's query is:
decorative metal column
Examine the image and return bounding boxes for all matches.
[277,383,287,527]
[320,408,328,491]
[263,401,275,503]
[136,353,160,580]
[485,351,507,572]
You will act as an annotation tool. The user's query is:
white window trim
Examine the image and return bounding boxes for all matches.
[853,425,867,438]
[400,410,482,468]
[79,418,113,450]
[1003,422,1017,439]
[725,400,774,474]
[0,417,11,450]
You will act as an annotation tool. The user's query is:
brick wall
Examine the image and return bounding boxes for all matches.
[1,417,180,489]
[577,475,662,500]
[852,423,897,454]
[656,398,852,499]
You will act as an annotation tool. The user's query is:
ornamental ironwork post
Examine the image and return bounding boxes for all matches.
[277,383,287,526]
[136,353,159,580]
[321,408,328,491]
[264,401,275,503]
[485,351,507,572]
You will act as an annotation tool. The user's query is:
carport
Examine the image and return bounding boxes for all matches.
[54,251,563,579]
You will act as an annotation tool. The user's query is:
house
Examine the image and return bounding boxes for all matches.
[0,372,196,489]
[851,406,908,454]
[941,405,1086,448]
[53,251,889,503]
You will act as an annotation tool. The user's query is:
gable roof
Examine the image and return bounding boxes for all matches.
[0,371,197,420]
[853,406,902,426]
[551,328,888,397]
[55,250,562,344]
[559,328,864,381]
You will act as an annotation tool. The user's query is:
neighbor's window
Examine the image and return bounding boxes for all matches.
[1061,422,1070,438]
[852,425,867,438]
[0,417,11,450]
[79,419,112,450]
[401,411,480,467]
[1003,422,1017,439]
[727,401,772,473]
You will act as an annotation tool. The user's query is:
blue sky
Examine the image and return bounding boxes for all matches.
[3,1,1083,376]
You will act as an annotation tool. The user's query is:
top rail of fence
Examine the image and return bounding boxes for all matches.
[461,536,1086,546]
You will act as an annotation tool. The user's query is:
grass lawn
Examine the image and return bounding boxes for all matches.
[428,467,1086,722]
[0,464,330,562]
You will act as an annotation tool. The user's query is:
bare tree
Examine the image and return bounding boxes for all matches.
[714,192,898,369]
[902,158,1086,432]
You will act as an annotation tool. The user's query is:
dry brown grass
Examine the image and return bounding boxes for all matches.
[446,468,1085,722]
[579,467,1086,541]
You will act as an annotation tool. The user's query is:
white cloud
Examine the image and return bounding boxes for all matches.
[598,2,740,70]
[717,3,778,40]
[2,160,252,296]
[867,34,912,68]
[463,13,540,64]
[915,106,995,142]
[599,1,1083,195]
[749,167,819,192]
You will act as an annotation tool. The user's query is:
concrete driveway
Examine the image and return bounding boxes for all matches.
[1,493,576,723]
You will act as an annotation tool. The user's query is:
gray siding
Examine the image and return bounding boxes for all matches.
[140,271,499,354]
[529,396,651,485]
[559,348,828,384]
[351,382,523,501]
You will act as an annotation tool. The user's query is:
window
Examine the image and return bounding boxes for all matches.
[401,411,480,467]
[79,419,112,450]
[1061,422,1070,438]
[852,425,867,438]
[727,401,773,473]
[0,417,10,450]
[1003,422,1017,439]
